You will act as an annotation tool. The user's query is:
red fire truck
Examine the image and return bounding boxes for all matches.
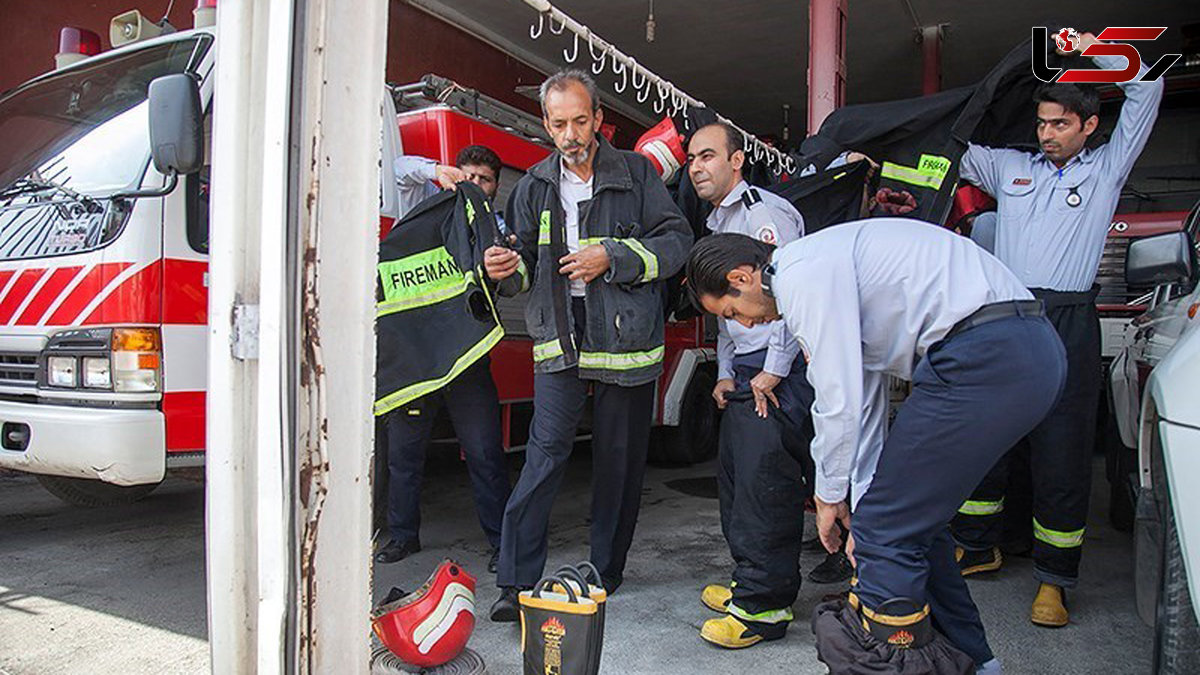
[0,23,717,506]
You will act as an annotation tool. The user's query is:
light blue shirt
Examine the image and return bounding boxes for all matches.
[707,180,806,379]
[970,211,998,254]
[393,155,507,234]
[393,155,440,218]
[959,52,1163,292]
[772,219,1032,506]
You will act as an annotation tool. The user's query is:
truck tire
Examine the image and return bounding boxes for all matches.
[1153,430,1200,674]
[36,475,159,507]
[651,367,719,466]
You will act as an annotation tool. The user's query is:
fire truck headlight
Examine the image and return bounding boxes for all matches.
[48,356,77,388]
[83,356,112,388]
[112,327,161,392]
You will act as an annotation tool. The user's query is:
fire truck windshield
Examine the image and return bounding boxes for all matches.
[0,35,210,261]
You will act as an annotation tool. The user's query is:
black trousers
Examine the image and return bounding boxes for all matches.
[952,289,1101,587]
[850,313,1067,666]
[718,350,814,625]
[385,356,511,549]
[496,299,655,589]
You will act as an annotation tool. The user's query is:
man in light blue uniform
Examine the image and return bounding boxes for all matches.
[685,122,815,649]
[951,31,1163,626]
[376,144,512,570]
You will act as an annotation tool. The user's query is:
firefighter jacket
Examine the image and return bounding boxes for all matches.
[498,137,693,387]
[374,182,504,416]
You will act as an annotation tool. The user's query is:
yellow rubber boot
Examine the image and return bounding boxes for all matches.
[700,615,764,649]
[700,584,732,613]
[1031,583,1069,627]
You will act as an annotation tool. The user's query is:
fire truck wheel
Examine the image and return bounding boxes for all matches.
[651,367,719,466]
[35,475,159,507]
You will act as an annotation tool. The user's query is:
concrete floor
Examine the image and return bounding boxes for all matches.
[0,450,1151,674]
[0,471,208,675]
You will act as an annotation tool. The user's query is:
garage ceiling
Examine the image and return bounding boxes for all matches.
[409,0,1199,139]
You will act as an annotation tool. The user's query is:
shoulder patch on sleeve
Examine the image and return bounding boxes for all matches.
[741,188,763,209]
[756,225,778,245]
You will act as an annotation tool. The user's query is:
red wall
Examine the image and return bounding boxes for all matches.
[0,1,643,145]
[0,2,198,94]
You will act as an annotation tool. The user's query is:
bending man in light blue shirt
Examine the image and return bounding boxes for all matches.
[687,220,1067,672]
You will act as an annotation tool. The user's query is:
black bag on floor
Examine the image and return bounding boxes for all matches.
[812,597,974,675]
[520,574,602,675]
[553,562,608,674]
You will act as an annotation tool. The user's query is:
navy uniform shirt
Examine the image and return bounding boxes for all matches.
[960,52,1163,292]
[706,180,806,379]
[771,219,1032,506]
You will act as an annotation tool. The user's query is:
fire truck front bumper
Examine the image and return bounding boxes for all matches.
[0,401,165,485]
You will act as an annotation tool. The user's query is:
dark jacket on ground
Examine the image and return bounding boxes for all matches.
[499,137,692,387]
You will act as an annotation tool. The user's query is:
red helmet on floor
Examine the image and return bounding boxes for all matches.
[635,116,687,183]
[372,559,477,668]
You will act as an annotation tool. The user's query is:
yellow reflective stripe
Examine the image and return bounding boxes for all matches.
[378,246,465,304]
[728,602,793,625]
[618,238,659,281]
[465,199,476,224]
[578,345,664,371]
[376,274,471,317]
[373,323,504,416]
[958,498,1004,516]
[1033,518,1085,549]
[579,236,606,247]
[881,153,950,191]
[515,259,531,293]
[859,602,930,626]
[538,210,551,245]
[533,339,564,362]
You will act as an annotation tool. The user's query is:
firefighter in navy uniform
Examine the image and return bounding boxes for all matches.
[375,145,513,571]
[482,69,692,621]
[951,31,1163,627]
[684,122,816,648]
[687,223,1068,674]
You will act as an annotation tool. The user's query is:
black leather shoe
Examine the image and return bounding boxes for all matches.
[489,587,521,622]
[488,548,500,574]
[807,551,854,584]
[373,539,420,564]
[601,574,622,595]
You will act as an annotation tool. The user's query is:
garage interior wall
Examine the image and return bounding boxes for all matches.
[0,0,644,146]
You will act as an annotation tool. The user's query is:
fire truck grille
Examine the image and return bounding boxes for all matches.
[0,352,39,388]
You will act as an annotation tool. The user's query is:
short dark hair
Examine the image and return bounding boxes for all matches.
[1034,83,1100,123]
[696,122,744,157]
[686,233,774,298]
[540,69,601,112]
[455,145,502,177]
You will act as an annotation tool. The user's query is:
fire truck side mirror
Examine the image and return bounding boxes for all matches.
[148,73,203,177]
